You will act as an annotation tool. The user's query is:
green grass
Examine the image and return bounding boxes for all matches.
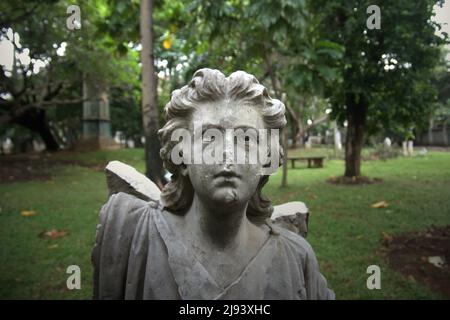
[0,149,449,299]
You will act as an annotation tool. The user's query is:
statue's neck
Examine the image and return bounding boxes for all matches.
[185,194,249,249]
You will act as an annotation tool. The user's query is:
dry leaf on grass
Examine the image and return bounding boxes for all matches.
[39,229,69,240]
[21,210,36,217]
[427,256,446,269]
[382,231,393,245]
[372,201,389,208]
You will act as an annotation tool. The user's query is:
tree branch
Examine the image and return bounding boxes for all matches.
[0,97,93,127]
[306,113,329,131]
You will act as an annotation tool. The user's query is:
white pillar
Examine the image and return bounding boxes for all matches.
[407,140,414,156]
[402,141,408,156]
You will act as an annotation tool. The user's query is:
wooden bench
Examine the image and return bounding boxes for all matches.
[287,156,325,168]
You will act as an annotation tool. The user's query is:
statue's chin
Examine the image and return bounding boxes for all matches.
[208,187,245,208]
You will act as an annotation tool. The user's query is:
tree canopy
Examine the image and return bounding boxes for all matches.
[1,0,448,179]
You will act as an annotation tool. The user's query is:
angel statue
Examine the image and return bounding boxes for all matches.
[92,68,334,300]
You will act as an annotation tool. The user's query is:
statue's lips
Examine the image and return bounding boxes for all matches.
[213,171,241,179]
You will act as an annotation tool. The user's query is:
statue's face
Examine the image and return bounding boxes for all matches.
[185,100,264,209]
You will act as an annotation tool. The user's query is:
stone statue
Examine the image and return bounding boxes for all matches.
[92,68,334,300]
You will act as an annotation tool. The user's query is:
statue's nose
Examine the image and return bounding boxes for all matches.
[223,130,235,164]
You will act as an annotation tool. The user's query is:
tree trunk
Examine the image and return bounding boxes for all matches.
[292,100,305,149]
[443,118,448,146]
[281,126,288,187]
[428,117,434,145]
[15,108,60,152]
[289,117,304,149]
[291,121,298,149]
[38,122,60,151]
[140,0,165,189]
[344,93,366,177]
[296,120,304,147]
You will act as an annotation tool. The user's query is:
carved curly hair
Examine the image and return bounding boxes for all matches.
[158,68,286,224]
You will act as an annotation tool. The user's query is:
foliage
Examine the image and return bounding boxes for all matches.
[431,49,450,126]
[311,0,448,134]
[0,0,142,149]
[109,85,142,144]
[185,0,343,92]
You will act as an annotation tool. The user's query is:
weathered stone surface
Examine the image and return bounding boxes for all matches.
[105,160,309,237]
[271,202,309,238]
[105,160,161,201]
[93,68,334,300]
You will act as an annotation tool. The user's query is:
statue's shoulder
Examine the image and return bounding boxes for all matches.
[99,192,160,227]
[92,192,162,299]
[269,221,314,256]
[268,222,335,300]
[95,192,162,253]
[94,161,164,261]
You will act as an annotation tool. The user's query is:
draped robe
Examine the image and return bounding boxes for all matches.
[92,192,335,300]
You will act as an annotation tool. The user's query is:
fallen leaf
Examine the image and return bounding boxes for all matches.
[39,229,69,240]
[21,210,36,217]
[382,231,393,245]
[428,256,446,269]
[48,244,59,249]
[372,201,389,208]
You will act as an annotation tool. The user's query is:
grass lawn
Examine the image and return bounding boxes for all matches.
[0,149,449,299]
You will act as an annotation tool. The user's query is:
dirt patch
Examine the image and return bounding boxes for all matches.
[0,153,104,183]
[327,175,383,185]
[0,154,54,183]
[381,225,450,299]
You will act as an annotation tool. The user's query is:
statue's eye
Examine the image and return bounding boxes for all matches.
[203,135,215,143]
[243,134,258,144]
